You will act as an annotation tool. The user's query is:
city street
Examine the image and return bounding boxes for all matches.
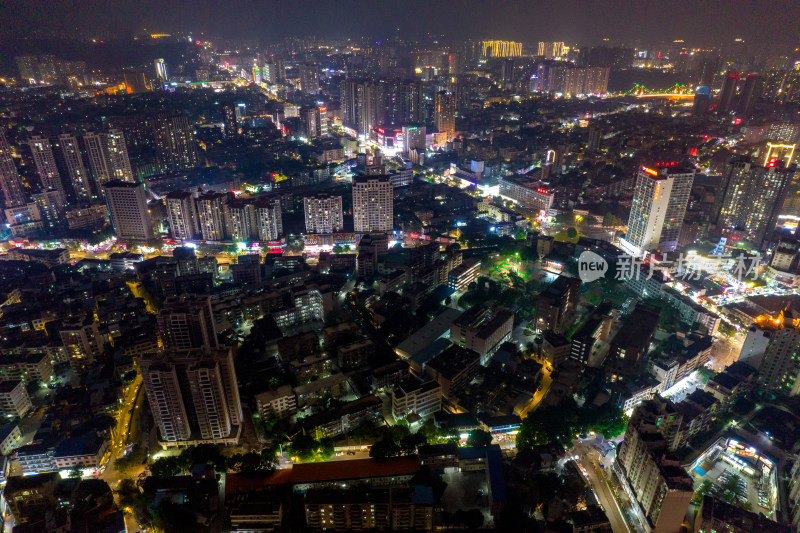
[570,441,633,533]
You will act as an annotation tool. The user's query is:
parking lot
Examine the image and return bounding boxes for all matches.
[689,438,777,519]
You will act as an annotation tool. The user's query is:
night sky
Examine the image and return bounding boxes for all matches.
[2,0,799,49]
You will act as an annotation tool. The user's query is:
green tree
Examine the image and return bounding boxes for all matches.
[68,464,83,479]
[580,215,599,228]
[369,438,400,460]
[317,437,335,461]
[555,212,575,225]
[567,227,578,239]
[692,480,713,505]
[149,456,182,478]
[466,429,493,447]
[288,434,318,462]
[332,244,344,254]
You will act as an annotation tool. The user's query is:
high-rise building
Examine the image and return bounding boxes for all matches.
[224,199,256,241]
[32,190,66,231]
[758,321,800,395]
[0,132,26,208]
[196,192,229,241]
[384,80,424,125]
[480,41,523,57]
[154,59,168,84]
[620,163,695,255]
[14,56,38,84]
[434,91,455,141]
[55,134,91,202]
[84,130,134,186]
[165,190,200,240]
[537,41,565,58]
[28,136,63,193]
[340,79,382,135]
[353,175,393,233]
[103,180,154,242]
[158,295,218,352]
[223,104,239,138]
[615,401,694,533]
[123,72,149,94]
[253,197,283,241]
[736,74,764,116]
[304,193,343,234]
[149,113,199,172]
[500,58,515,88]
[140,347,242,444]
[301,106,321,139]
[717,72,739,115]
[714,159,793,245]
[693,87,712,115]
[299,63,320,94]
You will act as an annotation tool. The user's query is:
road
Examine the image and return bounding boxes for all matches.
[571,441,632,533]
[516,364,552,417]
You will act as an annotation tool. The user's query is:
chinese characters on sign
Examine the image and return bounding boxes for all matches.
[614,252,761,282]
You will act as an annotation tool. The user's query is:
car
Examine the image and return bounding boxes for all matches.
[335,451,344,456]
[347,451,356,455]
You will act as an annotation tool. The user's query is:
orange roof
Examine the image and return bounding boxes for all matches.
[290,457,420,484]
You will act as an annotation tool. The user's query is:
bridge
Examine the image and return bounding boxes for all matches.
[624,83,695,99]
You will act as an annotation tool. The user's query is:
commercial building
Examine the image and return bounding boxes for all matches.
[140,347,242,447]
[304,193,343,234]
[353,175,392,233]
[52,436,108,471]
[499,175,555,212]
[621,163,695,255]
[537,41,565,58]
[104,180,154,242]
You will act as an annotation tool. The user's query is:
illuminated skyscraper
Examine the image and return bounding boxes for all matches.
[55,134,92,202]
[537,41,565,58]
[29,136,63,193]
[435,91,456,141]
[717,72,739,115]
[253,197,283,241]
[140,347,242,443]
[0,132,26,208]
[123,72,148,94]
[104,180,154,242]
[154,59,168,83]
[84,130,134,186]
[299,63,320,94]
[714,159,792,245]
[736,74,764,116]
[196,192,229,241]
[353,175,393,233]
[14,56,38,84]
[340,79,381,135]
[149,113,199,171]
[304,193,343,234]
[223,104,239,138]
[158,295,218,352]
[165,190,200,240]
[480,40,523,57]
[621,163,695,255]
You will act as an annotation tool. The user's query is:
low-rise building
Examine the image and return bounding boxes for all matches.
[0,380,32,418]
[391,378,442,420]
[53,436,108,471]
[255,385,298,420]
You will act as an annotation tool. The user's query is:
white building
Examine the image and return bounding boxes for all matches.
[304,193,343,234]
[353,175,393,233]
[621,164,695,255]
[0,380,32,418]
